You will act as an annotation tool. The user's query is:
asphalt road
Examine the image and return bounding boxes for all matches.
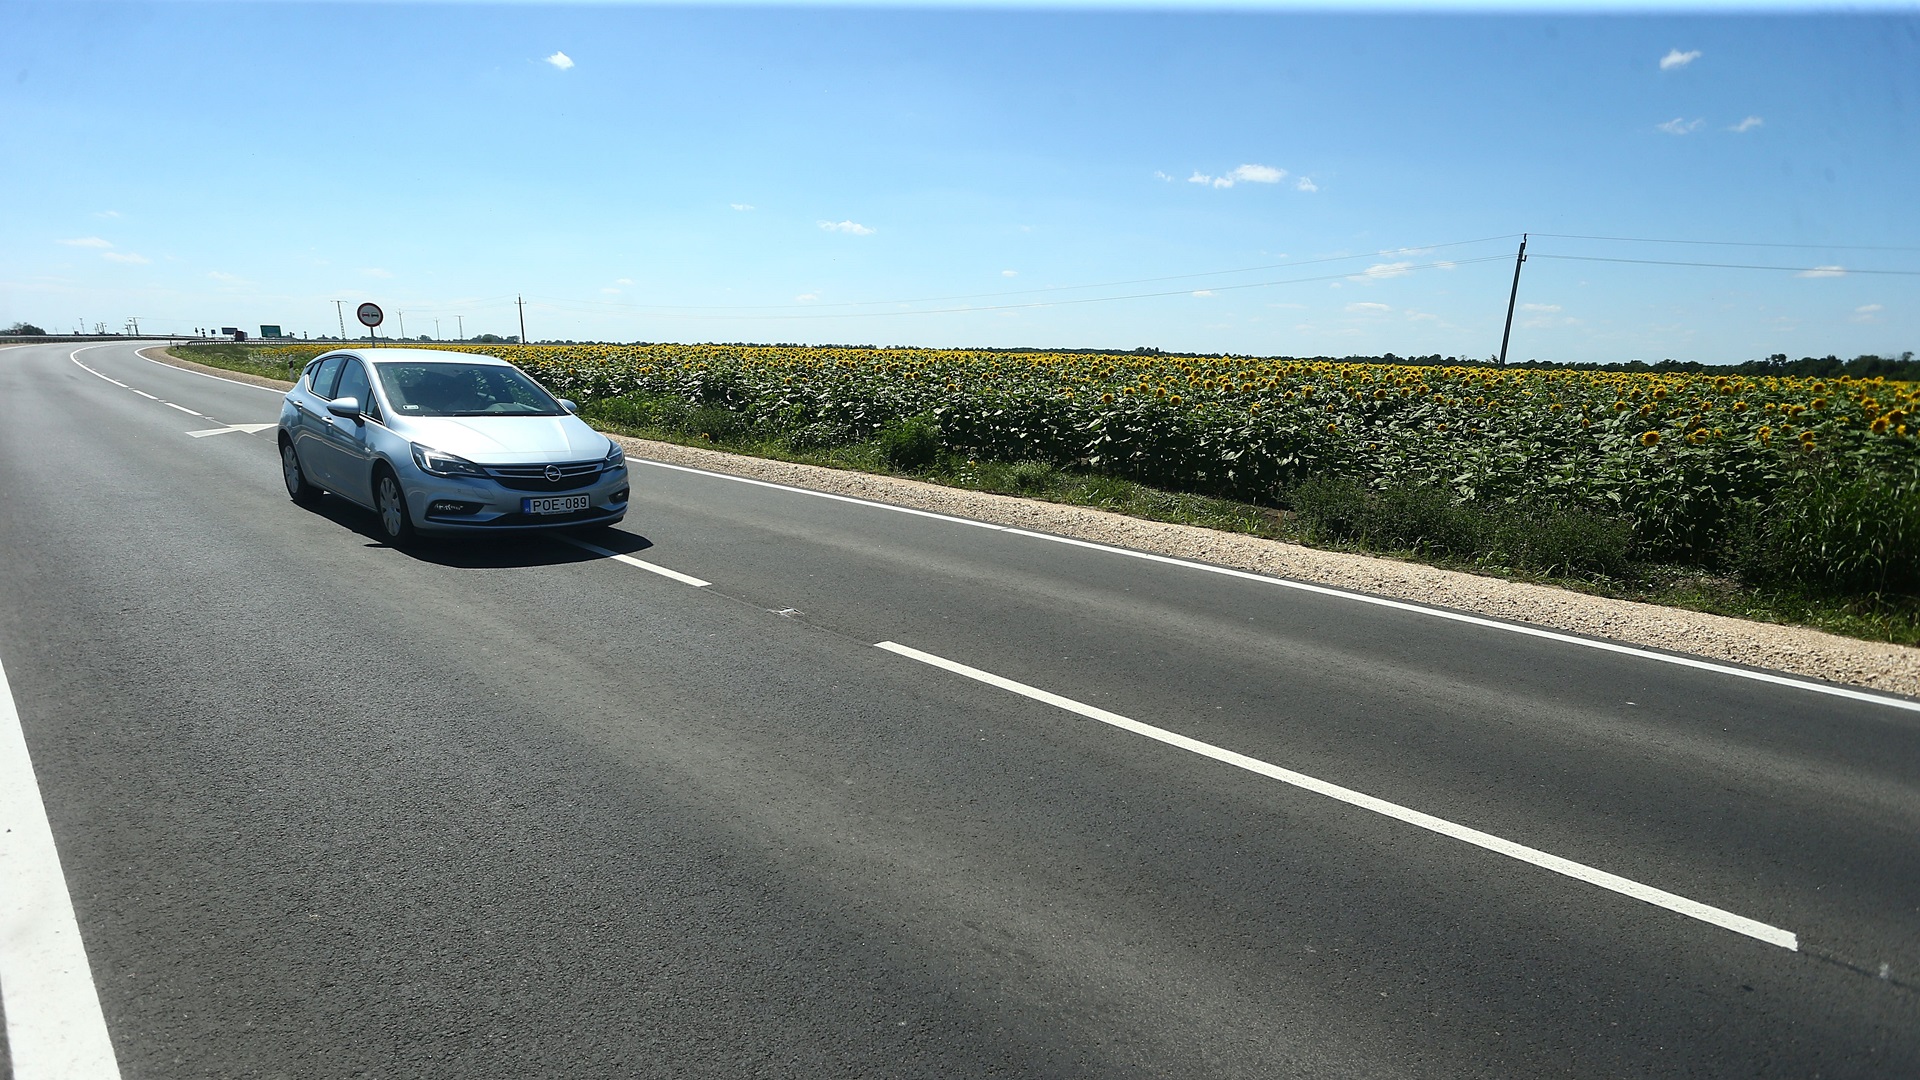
[1,340,1916,1078]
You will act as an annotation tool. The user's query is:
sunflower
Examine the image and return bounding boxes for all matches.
[1640,430,1661,447]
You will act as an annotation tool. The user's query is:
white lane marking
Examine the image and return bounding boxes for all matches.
[135,346,286,393]
[557,536,712,587]
[72,350,269,434]
[875,640,1801,952]
[632,458,1920,716]
[0,654,125,1078]
[185,423,275,439]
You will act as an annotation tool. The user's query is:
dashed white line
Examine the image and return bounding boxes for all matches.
[162,401,200,416]
[557,536,712,587]
[875,639,1801,952]
[0,653,124,1079]
[130,390,157,400]
[632,458,1920,716]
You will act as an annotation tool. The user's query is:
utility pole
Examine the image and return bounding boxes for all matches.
[455,315,464,341]
[516,295,527,345]
[398,311,406,340]
[434,318,440,341]
[1496,234,1528,368]
[332,300,347,341]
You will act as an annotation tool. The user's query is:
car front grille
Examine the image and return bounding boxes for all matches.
[483,461,604,492]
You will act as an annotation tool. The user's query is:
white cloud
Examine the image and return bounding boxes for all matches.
[207,270,243,282]
[1520,303,1562,313]
[1153,170,1174,182]
[1354,261,1414,280]
[1435,260,1457,270]
[1295,177,1317,193]
[1406,310,1441,322]
[1188,164,1287,189]
[1729,116,1763,133]
[360,267,394,278]
[102,251,149,264]
[1657,117,1706,135]
[616,278,633,285]
[1853,303,1884,322]
[1001,269,1018,277]
[1660,49,1702,70]
[601,287,621,295]
[1345,302,1392,314]
[794,293,819,302]
[730,203,755,211]
[1192,290,1215,298]
[92,210,120,219]
[545,51,574,70]
[60,236,112,248]
[1796,265,1846,278]
[819,220,874,235]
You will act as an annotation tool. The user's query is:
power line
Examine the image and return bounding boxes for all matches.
[1531,232,1920,253]
[526,234,1525,315]
[1531,253,1920,276]
[529,254,1514,322]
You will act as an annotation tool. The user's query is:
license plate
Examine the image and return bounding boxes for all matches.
[524,494,590,515]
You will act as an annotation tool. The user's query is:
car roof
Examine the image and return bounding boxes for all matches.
[319,348,514,367]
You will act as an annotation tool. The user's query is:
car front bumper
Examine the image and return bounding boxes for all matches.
[403,461,630,534]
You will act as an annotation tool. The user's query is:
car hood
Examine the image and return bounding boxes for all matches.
[395,414,611,464]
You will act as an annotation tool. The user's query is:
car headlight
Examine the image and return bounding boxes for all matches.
[604,439,626,468]
[411,442,488,478]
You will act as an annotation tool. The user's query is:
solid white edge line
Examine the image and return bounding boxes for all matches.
[631,457,1920,716]
[557,536,712,587]
[135,346,286,393]
[875,640,1800,952]
[0,655,125,1078]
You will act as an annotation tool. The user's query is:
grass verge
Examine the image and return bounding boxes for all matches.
[165,343,301,383]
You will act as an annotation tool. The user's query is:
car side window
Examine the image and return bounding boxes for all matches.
[334,359,372,414]
[308,356,346,400]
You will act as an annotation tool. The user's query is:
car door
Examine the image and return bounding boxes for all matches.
[291,355,345,488]
[317,357,378,507]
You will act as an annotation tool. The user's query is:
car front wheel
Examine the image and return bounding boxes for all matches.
[374,468,415,544]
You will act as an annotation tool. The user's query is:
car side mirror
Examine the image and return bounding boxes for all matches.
[558,398,578,414]
[326,396,362,420]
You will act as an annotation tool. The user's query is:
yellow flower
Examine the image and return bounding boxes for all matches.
[1101,392,1114,403]
[1872,417,1890,434]
[1756,426,1772,443]
[1169,394,1183,405]
[1640,430,1661,446]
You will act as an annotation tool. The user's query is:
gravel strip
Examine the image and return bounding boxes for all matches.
[610,434,1920,702]
[144,349,1920,701]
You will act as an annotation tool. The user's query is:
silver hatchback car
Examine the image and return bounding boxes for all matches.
[277,349,628,541]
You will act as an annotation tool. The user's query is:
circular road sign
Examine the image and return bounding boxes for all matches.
[356,302,384,328]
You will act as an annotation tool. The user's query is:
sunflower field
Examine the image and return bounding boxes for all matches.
[257,342,1920,600]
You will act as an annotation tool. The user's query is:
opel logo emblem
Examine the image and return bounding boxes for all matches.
[544,465,563,482]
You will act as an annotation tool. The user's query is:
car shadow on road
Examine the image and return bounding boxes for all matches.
[305,495,654,568]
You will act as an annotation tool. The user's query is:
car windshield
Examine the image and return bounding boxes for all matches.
[376,362,563,418]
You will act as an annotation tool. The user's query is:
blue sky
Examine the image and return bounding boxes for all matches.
[5,1,1917,362]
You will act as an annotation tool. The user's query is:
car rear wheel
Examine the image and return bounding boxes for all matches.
[281,439,320,506]
[374,467,415,544]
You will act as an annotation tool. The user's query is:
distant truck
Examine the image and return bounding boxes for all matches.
[220,327,248,341]
[260,324,283,339]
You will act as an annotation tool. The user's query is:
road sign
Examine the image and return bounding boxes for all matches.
[356,303,383,328]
